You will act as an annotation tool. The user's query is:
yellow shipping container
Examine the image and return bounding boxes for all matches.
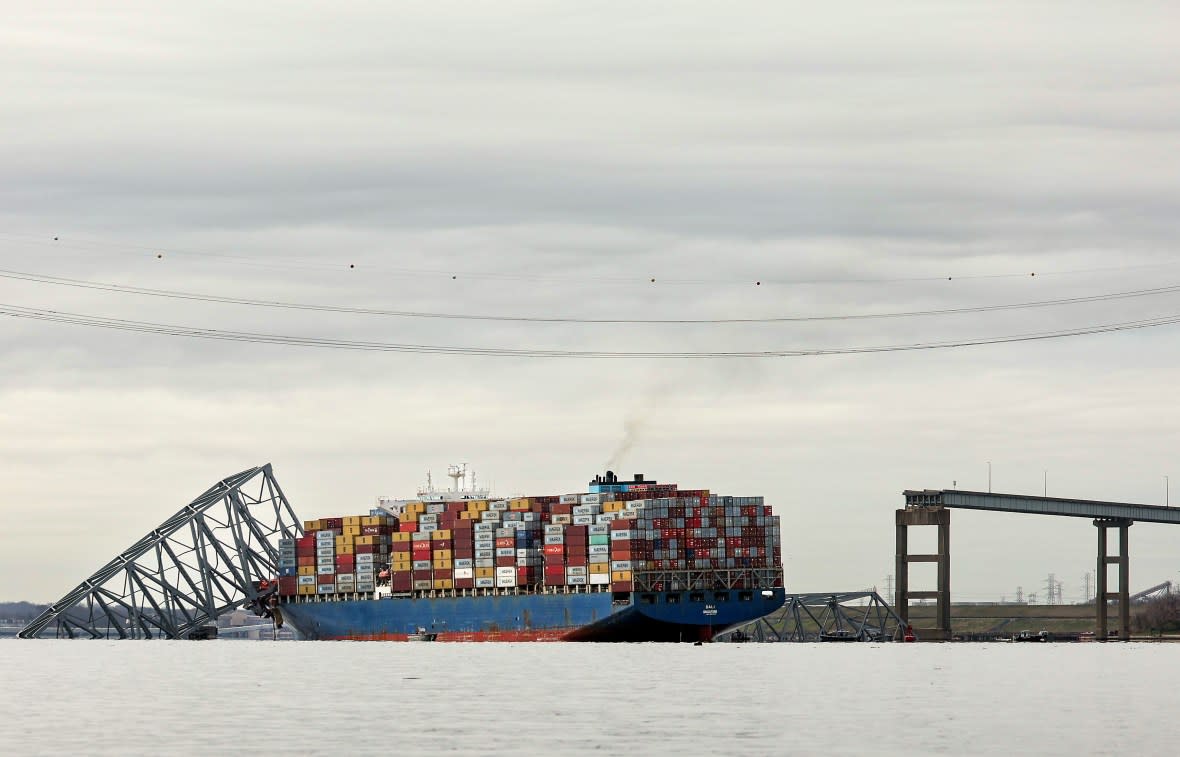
[604,502,624,513]
[509,498,531,510]
[390,560,411,571]
[405,502,425,514]
[430,529,452,541]
[297,565,316,576]
[433,561,453,571]
[355,535,375,546]
[589,563,610,575]
[432,549,452,561]
[432,579,454,590]
[304,519,323,531]
[468,501,488,512]
[611,571,632,582]
[401,512,418,523]
[475,567,495,578]
[297,585,316,596]
[391,532,410,543]
[344,525,362,536]
[459,512,473,520]
[343,516,361,527]
[337,544,354,555]
[360,515,379,527]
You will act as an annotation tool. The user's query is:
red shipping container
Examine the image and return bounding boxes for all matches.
[325,518,343,528]
[611,581,633,592]
[433,569,453,580]
[543,544,564,556]
[495,537,514,548]
[392,573,412,591]
[399,521,417,532]
[495,556,515,567]
[278,576,298,595]
[565,556,588,567]
[361,525,380,535]
[297,556,315,567]
[551,504,572,516]
[455,578,475,589]
[412,569,433,581]
[412,542,432,554]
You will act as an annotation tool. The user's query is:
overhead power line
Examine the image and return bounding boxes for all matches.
[3,230,1179,285]
[2,302,1178,358]
[1,268,1178,325]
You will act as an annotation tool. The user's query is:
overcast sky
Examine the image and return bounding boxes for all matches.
[3,2,1179,605]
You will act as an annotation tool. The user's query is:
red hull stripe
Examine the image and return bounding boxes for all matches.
[321,628,574,642]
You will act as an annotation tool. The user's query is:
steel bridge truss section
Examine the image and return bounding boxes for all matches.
[717,591,911,642]
[19,464,302,640]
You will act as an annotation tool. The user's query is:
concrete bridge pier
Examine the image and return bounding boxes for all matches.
[1094,518,1132,641]
[895,506,951,641]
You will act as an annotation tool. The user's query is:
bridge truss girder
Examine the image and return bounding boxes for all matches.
[19,464,301,640]
[716,592,911,642]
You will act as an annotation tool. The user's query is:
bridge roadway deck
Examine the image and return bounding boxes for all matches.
[903,489,1180,524]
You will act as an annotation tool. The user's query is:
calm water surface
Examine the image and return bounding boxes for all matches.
[2,640,1175,756]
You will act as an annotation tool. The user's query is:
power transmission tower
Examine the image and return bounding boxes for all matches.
[1045,573,1057,604]
[1082,572,1092,603]
[885,574,895,606]
[1016,585,1024,604]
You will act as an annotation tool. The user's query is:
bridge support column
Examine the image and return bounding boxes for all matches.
[895,506,951,641]
[1094,518,1132,641]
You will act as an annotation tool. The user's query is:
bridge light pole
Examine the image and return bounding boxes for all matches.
[1166,475,1170,507]
[987,461,992,493]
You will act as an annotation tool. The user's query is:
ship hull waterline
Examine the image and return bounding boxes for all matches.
[279,588,785,642]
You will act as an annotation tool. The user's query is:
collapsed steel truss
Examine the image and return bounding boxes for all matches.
[19,465,301,640]
[716,591,911,642]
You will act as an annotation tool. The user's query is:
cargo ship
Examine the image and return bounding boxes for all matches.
[271,468,784,642]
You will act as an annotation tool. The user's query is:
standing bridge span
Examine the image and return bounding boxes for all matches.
[898,489,1180,641]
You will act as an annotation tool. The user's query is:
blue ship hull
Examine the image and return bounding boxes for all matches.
[279,588,785,642]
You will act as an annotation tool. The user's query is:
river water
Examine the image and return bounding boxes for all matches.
[2,640,1175,755]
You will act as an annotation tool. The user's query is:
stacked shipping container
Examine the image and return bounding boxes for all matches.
[285,515,396,597]
[278,482,781,599]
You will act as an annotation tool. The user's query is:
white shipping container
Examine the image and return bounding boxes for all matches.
[419,513,438,524]
[475,577,495,588]
[419,523,438,533]
[589,544,610,555]
[315,532,335,542]
[481,511,502,522]
[495,575,517,588]
[565,566,587,577]
[543,534,565,545]
[610,530,634,541]
[560,494,581,504]
[412,560,432,570]
[588,524,609,535]
[495,547,515,557]
[356,583,376,592]
[475,549,495,560]
[566,575,588,585]
[454,568,474,579]
[475,558,495,568]
[411,532,431,541]
[589,574,610,585]
[474,522,495,532]
[337,573,355,583]
[296,575,317,586]
[317,565,335,575]
[355,553,376,564]
[455,558,474,569]
[496,566,516,577]
[572,515,594,525]
[316,584,335,594]
[579,493,603,504]
[589,554,610,564]
[489,501,509,511]
[611,560,633,571]
[544,524,565,535]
